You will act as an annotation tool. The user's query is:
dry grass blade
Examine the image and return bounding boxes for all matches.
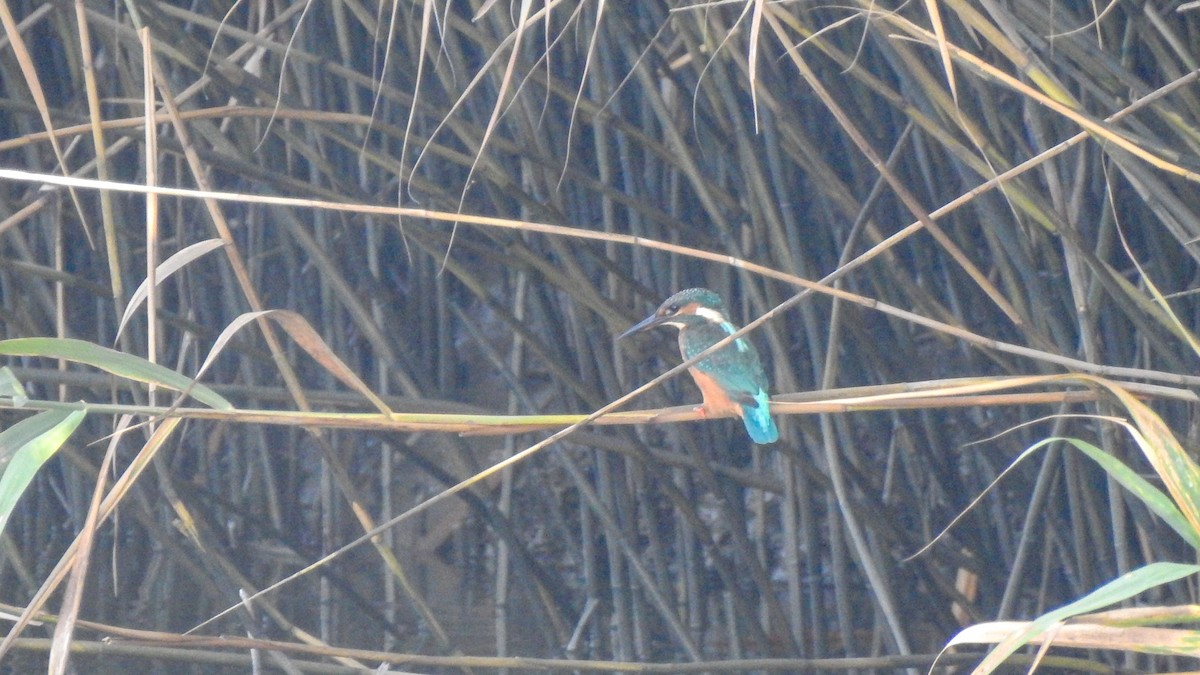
[140,27,161,398]
[72,0,120,300]
[951,619,1200,658]
[46,416,124,674]
[924,0,957,103]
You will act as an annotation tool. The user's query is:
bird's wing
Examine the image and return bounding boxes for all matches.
[693,340,770,409]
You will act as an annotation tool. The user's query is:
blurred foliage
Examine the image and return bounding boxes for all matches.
[2,0,1200,671]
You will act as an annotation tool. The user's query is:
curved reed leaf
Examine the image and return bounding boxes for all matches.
[0,338,232,411]
[1058,436,1200,551]
[115,239,226,341]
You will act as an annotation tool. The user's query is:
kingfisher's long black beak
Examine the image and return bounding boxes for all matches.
[618,312,665,340]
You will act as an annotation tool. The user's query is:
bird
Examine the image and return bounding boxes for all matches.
[619,288,778,444]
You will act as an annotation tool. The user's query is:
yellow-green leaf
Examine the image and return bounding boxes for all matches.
[0,408,86,537]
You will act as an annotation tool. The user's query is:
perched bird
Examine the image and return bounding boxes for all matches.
[620,288,778,444]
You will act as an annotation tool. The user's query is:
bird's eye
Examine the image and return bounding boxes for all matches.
[666,304,679,314]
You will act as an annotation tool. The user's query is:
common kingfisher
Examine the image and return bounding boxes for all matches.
[620,288,779,444]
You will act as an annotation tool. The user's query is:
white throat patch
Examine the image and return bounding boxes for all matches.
[694,306,750,352]
[694,307,728,324]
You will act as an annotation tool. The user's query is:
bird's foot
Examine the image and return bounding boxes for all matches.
[693,404,709,419]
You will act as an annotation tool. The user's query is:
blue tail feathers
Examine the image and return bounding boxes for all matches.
[741,391,778,444]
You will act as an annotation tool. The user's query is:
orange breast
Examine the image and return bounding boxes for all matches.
[688,368,742,417]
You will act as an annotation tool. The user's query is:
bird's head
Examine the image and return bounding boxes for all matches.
[619,288,730,338]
